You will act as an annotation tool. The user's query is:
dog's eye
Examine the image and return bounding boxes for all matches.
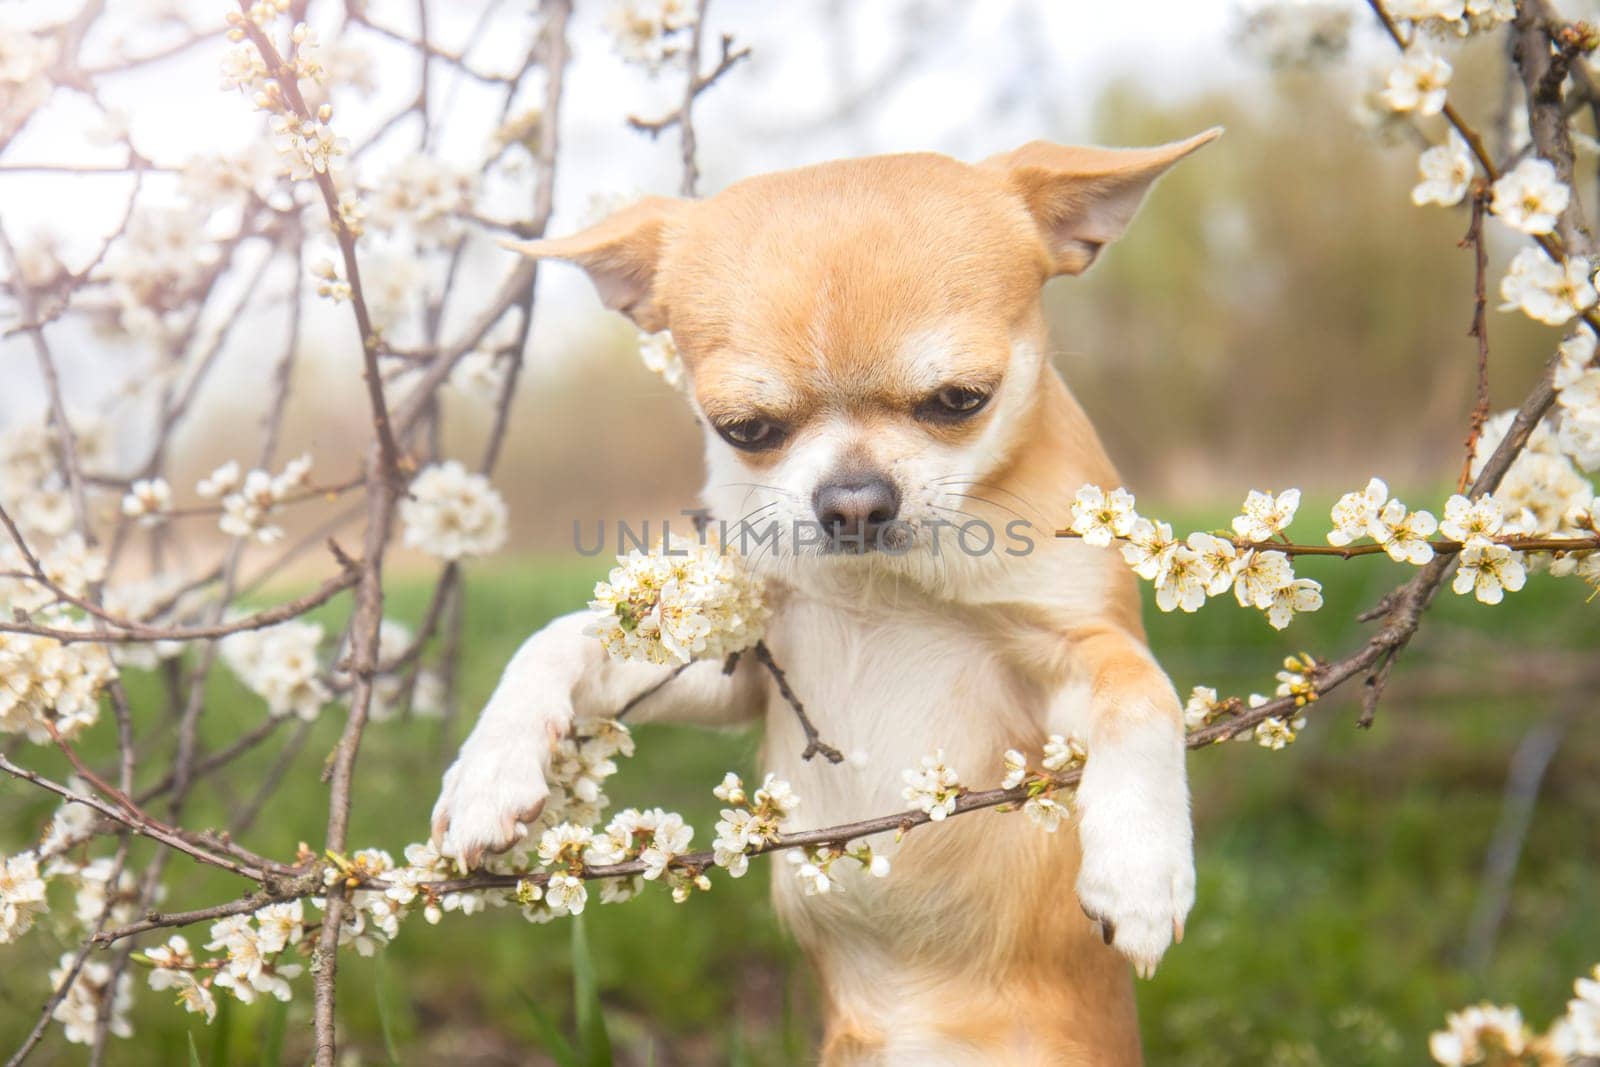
[715,417,787,451]
[919,385,991,421]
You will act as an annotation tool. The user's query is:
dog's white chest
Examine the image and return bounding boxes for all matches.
[759,593,1041,832]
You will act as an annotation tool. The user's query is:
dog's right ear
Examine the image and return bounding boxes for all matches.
[502,196,686,333]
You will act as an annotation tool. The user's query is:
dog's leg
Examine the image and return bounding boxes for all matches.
[431,610,762,865]
[1052,622,1193,979]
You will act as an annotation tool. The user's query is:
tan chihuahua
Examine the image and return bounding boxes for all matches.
[432,130,1220,1065]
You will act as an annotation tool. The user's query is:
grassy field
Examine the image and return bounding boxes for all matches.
[2,526,1597,1065]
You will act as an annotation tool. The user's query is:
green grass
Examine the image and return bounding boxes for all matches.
[2,533,1596,1065]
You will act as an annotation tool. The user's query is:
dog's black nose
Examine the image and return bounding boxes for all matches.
[813,475,900,547]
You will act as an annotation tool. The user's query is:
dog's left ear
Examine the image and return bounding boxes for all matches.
[982,128,1221,277]
[502,196,687,332]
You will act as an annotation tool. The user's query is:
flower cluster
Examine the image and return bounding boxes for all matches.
[50,952,133,1046]
[1184,653,1320,750]
[999,733,1088,832]
[901,750,963,821]
[607,0,696,70]
[711,772,800,877]
[0,852,48,944]
[400,461,510,562]
[787,843,889,896]
[196,455,314,545]
[1429,963,1600,1064]
[1069,485,1325,629]
[585,807,698,902]
[220,620,329,721]
[0,616,117,743]
[588,535,769,666]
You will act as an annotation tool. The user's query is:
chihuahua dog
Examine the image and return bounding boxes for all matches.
[431,130,1218,1065]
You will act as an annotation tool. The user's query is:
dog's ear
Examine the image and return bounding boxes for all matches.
[502,196,686,332]
[982,128,1221,277]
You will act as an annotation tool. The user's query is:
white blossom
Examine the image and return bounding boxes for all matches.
[219,620,329,721]
[1412,131,1475,207]
[1068,484,1138,547]
[1439,493,1504,546]
[1000,749,1027,789]
[1369,499,1438,565]
[589,535,768,666]
[1184,686,1221,730]
[0,852,48,943]
[1328,477,1390,546]
[1490,158,1570,236]
[901,750,962,820]
[1452,543,1527,604]
[1232,488,1301,542]
[120,477,172,525]
[1264,578,1324,630]
[1232,549,1295,609]
[1153,543,1210,613]
[638,330,685,387]
[1023,795,1068,832]
[1120,517,1177,580]
[1499,248,1596,326]
[1041,734,1087,773]
[1428,1004,1528,1065]
[1380,48,1452,116]
[400,461,509,561]
[49,953,133,1044]
[0,614,117,743]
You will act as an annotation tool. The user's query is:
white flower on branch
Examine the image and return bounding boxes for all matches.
[400,461,509,562]
[1041,733,1088,773]
[1368,499,1438,565]
[49,952,133,1045]
[1490,158,1570,236]
[74,856,141,928]
[0,615,117,743]
[1452,543,1527,604]
[254,900,304,955]
[120,477,172,526]
[269,115,349,183]
[608,0,697,71]
[544,873,588,916]
[588,535,768,666]
[1263,577,1324,630]
[1187,532,1242,597]
[1499,248,1596,326]
[214,454,311,544]
[638,330,686,388]
[1119,516,1177,580]
[901,750,962,821]
[1428,1003,1528,1065]
[1000,749,1027,789]
[1232,549,1295,609]
[1328,477,1389,546]
[173,974,218,1023]
[143,934,196,990]
[0,852,48,944]
[1069,484,1138,547]
[1470,410,1596,540]
[1183,686,1222,730]
[1439,493,1504,546]
[1412,130,1475,207]
[1232,488,1301,542]
[220,619,329,721]
[365,153,476,244]
[1380,47,1452,116]
[1254,715,1304,750]
[1024,795,1069,832]
[1153,543,1209,613]
[0,30,58,131]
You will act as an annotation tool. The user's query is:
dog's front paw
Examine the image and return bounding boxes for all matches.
[431,721,560,868]
[1074,769,1195,979]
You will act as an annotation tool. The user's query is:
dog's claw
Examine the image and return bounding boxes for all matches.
[1173,916,1185,944]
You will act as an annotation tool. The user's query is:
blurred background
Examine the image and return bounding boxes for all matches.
[1,0,1597,1064]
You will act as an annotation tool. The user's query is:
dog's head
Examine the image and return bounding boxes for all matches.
[513,132,1217,583]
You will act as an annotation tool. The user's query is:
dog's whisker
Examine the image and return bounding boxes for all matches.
[941,491,1029,524]
[933,477,1038,512]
